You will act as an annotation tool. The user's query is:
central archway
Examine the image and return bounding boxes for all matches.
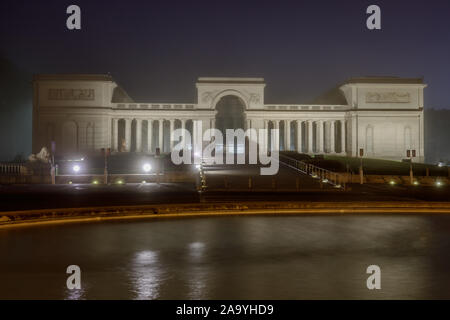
[215,95,246,155]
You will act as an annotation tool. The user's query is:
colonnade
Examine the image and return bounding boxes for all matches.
[112,117,346,155]
[112,118,192,153]
[264,119,346,154]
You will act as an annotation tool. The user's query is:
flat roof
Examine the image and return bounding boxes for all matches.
[197,77,265,84]
[33,74,115,82]
[344,76,424,84]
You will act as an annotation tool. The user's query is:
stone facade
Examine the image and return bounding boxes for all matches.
[32,74,426,162]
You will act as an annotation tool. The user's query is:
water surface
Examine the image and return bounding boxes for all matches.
[1,215,450,299]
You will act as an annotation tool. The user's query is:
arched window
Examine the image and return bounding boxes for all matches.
[366,125,374,154]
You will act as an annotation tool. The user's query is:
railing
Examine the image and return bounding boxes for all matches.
[264,104,349,111]
[279,154,346,188]
[0,163,26,175]
[114,103,350,111]
[114,103,196,110]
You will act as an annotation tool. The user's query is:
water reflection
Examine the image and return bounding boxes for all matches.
[130,250,162,300]
[0,215,448,299]
[64,287,86,300]
[187,242,207,299]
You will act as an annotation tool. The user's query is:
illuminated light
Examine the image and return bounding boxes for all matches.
[436,181,443,187]
[322,179,328,183]
[194,152,200,157]
[68,181,72,184]
[438,162,444,167]
[389,180,396,185]
[116,180,124,185]
[92,180,99,185]
[195,164,201,170]
[413,181,419,186]
[142,180,146,184]
[334,184,341,188]
[72,165,80,173]
[143,163,152,173]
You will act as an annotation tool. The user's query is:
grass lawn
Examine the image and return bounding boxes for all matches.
[282,151,449,176]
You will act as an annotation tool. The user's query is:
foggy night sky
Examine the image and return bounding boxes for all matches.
[1,0,450,159]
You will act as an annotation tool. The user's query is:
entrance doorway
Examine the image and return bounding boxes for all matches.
[215,95,246,155]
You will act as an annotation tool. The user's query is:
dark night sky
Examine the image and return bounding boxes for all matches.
[1,0,450,159]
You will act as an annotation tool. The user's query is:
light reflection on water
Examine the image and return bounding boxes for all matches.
[130,250,163,300]
[187,242,207,299]
[1,215,450,299]
[64,287,86,300]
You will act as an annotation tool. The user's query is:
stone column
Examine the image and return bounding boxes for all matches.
[341,120,346,154]
[297,120,302,153]
[318,120,324,153]
[273,120,280,151]
[308,120,314,153]
[192,120,202,163]
[125,118,131,152]
[169,119,174,151]
[285,120,291,151]
[181,119,186,148]
[351,116,357,156]
[330,120,336,153]
[136,119,142,152]
[208,118,215,143]
[147,120,153,153]
[260,120,267,154]
[112,118,118,152]
[246,119,251,130]
[158,119,163,152]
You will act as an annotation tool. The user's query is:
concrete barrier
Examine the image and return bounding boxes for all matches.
[2,201,450,228]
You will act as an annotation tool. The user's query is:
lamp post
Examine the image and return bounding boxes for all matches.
[359,148,364,185]
[102,148,110,185]
[407,149,416,185]
[51,141,56,185]
[155,147,161,184]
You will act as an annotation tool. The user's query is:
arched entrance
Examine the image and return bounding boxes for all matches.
[215,95,246,155]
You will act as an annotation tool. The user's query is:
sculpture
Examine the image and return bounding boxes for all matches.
[28,147,51,163]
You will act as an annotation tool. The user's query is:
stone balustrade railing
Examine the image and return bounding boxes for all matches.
[264,105,349,111]
[114,103,196,110]
[0,163,27,175]
[113,103,349,111]
[279,154,346,188]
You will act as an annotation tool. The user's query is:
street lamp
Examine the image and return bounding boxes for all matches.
[407,149,416,185]
[143,163,152,173]
[359,148,364,185]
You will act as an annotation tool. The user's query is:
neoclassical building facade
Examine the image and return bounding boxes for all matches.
[32,74,426,162]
